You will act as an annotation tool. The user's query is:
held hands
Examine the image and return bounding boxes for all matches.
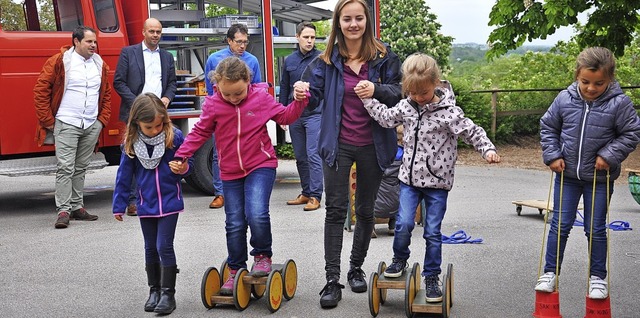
[485,150,501,164]
[161,97,171,108]
[169,159,188,175]
[293,81,310,101]
[354,80,374,99]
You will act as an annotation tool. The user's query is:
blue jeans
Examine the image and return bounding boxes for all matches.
[323,143,382,280]
[211,135,224,196]
[140,213,179,266]
[393,183,449,277]
[222,167,276,270]
[290,114,323,199]
[544,174,612,278]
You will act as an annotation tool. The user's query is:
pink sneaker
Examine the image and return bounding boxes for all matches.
[220,269,237,295]
[249,255,272,277]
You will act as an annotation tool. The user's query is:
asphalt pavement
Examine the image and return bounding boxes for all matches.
[1,160,639,318]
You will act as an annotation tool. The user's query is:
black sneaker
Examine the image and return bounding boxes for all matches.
[70,208,98,221]
[425,275,443,302]
[54,211,70,229]
[319,280,344,308]
[347,267,367,293]
[383,259,407,278]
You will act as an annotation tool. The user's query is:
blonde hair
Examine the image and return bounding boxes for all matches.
[401,53,441,95]
[123,93,174,157]
[319,0,386,64]
[211,56,251,84]
[575,47,616,81]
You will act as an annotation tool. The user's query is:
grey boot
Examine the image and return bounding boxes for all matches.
[154,265,178,315]
[144,264,161,312]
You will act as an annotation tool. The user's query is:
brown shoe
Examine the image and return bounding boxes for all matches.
[303,197,321,211]
[55,211,70,229]
[70,208,99,221]
[126,203,137,216]
[287,194,309,205]
[209,195,224,209]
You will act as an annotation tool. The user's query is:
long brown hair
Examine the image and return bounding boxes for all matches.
[319,0,386,64]
[123,93,174,157]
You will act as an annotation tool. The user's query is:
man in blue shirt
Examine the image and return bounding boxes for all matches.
[204,23,261,209]
[280,22,323,211]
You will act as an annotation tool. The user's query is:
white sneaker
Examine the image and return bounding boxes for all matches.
[535,272,556,292]
[588,275,608,299]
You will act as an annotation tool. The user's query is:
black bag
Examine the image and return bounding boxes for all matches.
[374,160,401,219]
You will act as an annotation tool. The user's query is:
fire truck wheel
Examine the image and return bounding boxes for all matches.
[184,137,215,195]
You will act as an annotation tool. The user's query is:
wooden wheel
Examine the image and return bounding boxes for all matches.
[220,259,230,283]
[200,267,220,309]
[265,270,283,313]
[404,263,419,318]
[251,284,266,299]
[282,259,298,300]
[377,261,387,304]
[368,272,381,317]
[447,263,454,308]
[411,262,422,290]
[232,268,251,311]
[441,272,450,318]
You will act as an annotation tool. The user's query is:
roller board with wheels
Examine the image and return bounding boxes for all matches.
[242,258,298,312]
[199,259,251,311]
[407,263,454,318]
[368,262,420,317]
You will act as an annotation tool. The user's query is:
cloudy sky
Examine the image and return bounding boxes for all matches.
[311,0,577,45]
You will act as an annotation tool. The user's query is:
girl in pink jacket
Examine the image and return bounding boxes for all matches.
[173,56,309,295]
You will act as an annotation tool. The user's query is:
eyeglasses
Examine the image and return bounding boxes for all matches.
[233,40,250,46]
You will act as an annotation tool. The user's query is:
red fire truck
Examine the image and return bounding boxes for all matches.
[0,0,379,194]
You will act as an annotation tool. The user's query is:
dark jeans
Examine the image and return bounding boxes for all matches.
[394,183,448,277]
[323,143,382,280]
[140,213,179,266]
[222,167,275,270]
[211,134,224,196]
[544,174,612,278]
[290,114,323,199]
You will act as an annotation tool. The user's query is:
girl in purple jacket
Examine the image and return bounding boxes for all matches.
[113,93,193,315]
[535,47,640,299]
[172,56,309,295]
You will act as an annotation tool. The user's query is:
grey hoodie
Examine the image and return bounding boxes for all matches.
[363,81,496,190]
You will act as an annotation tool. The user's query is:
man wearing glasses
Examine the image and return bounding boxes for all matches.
[203,23,262,209]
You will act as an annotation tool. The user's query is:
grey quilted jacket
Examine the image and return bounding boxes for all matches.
[363,81,496,190]
[540,81,640,182]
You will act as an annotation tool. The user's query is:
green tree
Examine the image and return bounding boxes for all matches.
[1,0,26,30]
[379,0,453,70]
[487,0,640,59]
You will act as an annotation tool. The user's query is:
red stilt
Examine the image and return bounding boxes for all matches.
[533,290,562,318]
[584,296,611,318]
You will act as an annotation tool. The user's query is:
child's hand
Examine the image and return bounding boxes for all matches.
[549,158,565,173]
[485,150,501,163]
[293,81,309,101]
[354,80,374,99]
[169,159,188,175]
[114,215,123,222]
[595,156,610,171]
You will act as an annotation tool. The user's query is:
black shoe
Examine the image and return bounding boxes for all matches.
[383,259,407,278]
[319,280,344,308]
[425,275,443,302]
[70,208,98,221]
[347,267,367,293]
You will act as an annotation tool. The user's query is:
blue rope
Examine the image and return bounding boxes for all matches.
[441,230,483,244]
[572,211,632,231]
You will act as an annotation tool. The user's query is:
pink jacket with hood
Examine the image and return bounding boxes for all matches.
[176,83,308,180]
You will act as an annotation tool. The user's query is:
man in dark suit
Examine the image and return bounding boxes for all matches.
[114,18,177,216]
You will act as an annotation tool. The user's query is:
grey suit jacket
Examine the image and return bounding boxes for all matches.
[113,43,177,122]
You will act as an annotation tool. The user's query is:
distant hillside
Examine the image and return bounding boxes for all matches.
[450,43,552,63]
